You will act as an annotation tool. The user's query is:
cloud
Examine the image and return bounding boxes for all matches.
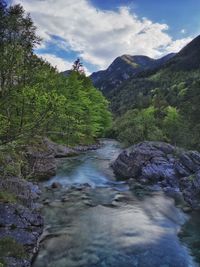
[37,53,73,71]
[165,37,192,53]
[12,0,193,70]
[38,53,91,75]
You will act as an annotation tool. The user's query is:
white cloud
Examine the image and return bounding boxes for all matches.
[37,53,73,72]
[165,37,192,53]
[12,0,193,70]
[38,53,91,75]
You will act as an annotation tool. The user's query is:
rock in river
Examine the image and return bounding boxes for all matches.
[112,141,200,209]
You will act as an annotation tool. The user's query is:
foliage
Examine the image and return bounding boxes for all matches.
[0,237,27,259]
[0,3,111,147]
[109,65,200,149]
[0,191,17,203]
[162,106,184,145]
[113,106,164,145]
[0,143,24,178]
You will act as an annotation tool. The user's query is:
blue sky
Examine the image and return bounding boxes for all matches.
[91,0,200,38]
[11,0,199,74]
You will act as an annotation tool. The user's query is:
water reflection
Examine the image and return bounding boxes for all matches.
[46,139,125,189]
[34,140,199,267]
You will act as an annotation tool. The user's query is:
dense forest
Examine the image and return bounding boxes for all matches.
[0,1,111,148]
[102,37,200,150]
[1,1,200,266]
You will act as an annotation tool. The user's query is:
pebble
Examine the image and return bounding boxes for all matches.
[43,199,50,205]
[51,182,62,189]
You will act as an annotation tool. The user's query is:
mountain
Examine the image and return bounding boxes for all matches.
[90,53,175,93]
[108,35,200,151]
[100,35,200,115]
[163,35,200,71]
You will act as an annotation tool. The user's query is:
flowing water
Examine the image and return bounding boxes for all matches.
[33,139,200,267]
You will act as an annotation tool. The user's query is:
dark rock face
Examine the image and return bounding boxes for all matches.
[25,150,56,180]
[180,171,200,208]
[24,139,85,180]
[24,138,78,180]
[43,138,78,158]
[112,141,200,208]
[0,178,40,208]
[0,177,43,267]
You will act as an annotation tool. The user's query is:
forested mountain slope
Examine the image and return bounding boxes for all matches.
[90,53,175,94]
[100,35,200,150]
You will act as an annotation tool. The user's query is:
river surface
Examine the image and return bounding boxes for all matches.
[33,139,200,267]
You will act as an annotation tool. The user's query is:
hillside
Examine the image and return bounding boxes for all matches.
[90,53,175,94]
[104,35,200,115]
[102,35,200,150]
[165,35,200,71]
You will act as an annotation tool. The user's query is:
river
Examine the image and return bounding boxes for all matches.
[33,139,200,267]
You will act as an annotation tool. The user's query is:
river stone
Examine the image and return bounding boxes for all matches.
[0,176,43,266]
[112,142,176,180]
[0,177,40,208]
[43,138,78,158]
[112,141,200,208]
[25,149,56,180]
[180,170,200,209]
[51,182,62,189]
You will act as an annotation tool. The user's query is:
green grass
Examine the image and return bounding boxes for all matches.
[188,174,196,181]
[0,191,17,204]
[0,237,27,259]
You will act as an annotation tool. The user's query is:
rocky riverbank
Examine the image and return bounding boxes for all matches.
[0,178,43,267]
[0,138,101,266]
[24,138,101,180]
[112,141,200,209]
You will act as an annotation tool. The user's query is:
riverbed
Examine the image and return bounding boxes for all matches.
[33,139,200,267]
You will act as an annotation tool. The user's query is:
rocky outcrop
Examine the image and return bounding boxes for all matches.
[112,142,200,209]
[24,138,77,180]
[0,139,101,266]
[25,149,57,180]
[24,138,100,180]
[0,177,43,267]
[43,138,78,158]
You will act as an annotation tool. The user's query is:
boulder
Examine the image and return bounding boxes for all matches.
[43,138,78,158]
[180,171,200,209]
[25,149,56,180]
[51,182,62,189]
[112,142,176,181]
[0,177,43,266]
[112,141,200,208]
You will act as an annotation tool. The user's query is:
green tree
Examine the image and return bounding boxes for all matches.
[114,106,164,145]
[0,2,111,146]
[163,106,184,146]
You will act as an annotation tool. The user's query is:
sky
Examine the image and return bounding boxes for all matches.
[10,0,200,74]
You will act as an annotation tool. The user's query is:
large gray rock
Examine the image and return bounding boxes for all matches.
[24,138,100,180]
[0,177,43,266]
[43,138,78,158]
[0,177,40,208]
[112,142,176,180]
[25,149,56,180]
[180,171,200,209]
[112,141,200,208]
[24,138,78,180]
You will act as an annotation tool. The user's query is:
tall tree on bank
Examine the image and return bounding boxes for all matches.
[0,2,111,146]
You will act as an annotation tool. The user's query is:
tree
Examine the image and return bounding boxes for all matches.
[72,58,85,75]
[113,107,164,145]
[163,106,184,146]
[0,2,111,146]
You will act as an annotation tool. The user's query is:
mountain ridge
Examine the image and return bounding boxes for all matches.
[90,53,176,93]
